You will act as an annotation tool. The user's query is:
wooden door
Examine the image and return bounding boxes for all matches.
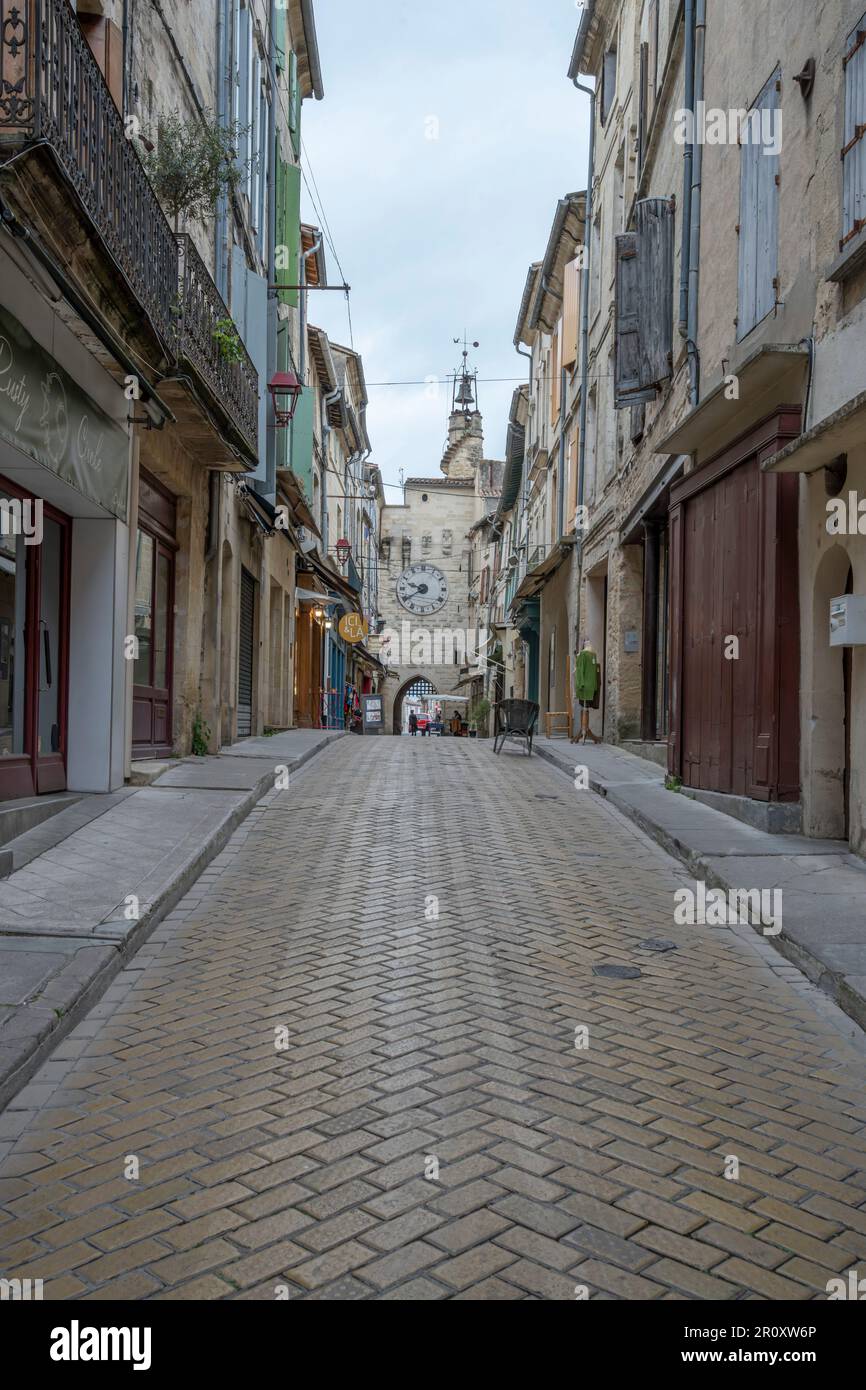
[237,568,256,738]
[132,529,175,756]
[0,479,69,800]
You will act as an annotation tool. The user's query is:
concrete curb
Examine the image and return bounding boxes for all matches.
[533,740,866,1035]
[0,732,343,1111]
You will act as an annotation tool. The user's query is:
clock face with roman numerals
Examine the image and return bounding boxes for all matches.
[396,562,449,615]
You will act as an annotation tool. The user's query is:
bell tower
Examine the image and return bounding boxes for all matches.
[442,336,484,479]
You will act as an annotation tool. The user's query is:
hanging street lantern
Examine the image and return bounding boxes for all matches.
[336,537,351,567]
[268,371,304,427]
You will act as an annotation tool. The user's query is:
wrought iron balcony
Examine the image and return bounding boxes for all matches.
[0,0,259,465]
[0,0,177,348]
[175,234,258,460]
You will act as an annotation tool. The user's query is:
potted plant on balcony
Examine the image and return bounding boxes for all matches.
[142,109,250,231]
[212,317,245,363]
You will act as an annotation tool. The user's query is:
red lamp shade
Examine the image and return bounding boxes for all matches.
[336,538,351,565]
[268,371,303,426]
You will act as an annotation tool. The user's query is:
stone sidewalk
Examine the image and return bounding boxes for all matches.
[533,736,866,1032]
[2,736,865,1301]
[0,730,344,1110]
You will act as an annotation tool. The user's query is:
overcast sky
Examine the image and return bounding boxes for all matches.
[301,0,590,498]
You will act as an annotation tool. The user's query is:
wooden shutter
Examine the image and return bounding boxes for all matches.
[738,72,779,340]
[602,48,617,123]
[638,43,649,173]
[289,50,301,157]
[636,197,674,389]
[614,233,652,407]
[842,19,866,248]
[550,327,560,421]
[648,0,659,116]
[562,258,580,369]
[275,158,301,309]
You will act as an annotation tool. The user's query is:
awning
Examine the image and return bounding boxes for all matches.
[513,537,575,601]
[762,389,866,474]
[620,455,686,543]
[295,586,341,606]
[277,467,321,537]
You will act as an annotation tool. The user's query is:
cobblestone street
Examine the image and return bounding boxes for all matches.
[2,737,866,1301]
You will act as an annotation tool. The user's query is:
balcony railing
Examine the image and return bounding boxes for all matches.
[0,0,259,462]
[0,0,178,347]
[176,234,258,456]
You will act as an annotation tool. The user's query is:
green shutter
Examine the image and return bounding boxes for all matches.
[289,386,315,502]
[276,322,290,472]
[289,50,301,157]
[275,156,301,309]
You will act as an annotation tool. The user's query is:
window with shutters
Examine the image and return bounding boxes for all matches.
[613,197,675,409]
[842,15,866,250]
[737,70,780,342]
[600,45,618,125]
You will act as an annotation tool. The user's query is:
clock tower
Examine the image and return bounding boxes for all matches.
[375,343,504,733]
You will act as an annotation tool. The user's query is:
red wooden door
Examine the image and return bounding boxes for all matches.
[132,529,175,757]
[0,478,69,800]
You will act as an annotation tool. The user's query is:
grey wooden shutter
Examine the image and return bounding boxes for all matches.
[842,18,866,248]
[614,233,647,407]
[738,71,779,341]
[638,43,649,173]
[636,197,674,388]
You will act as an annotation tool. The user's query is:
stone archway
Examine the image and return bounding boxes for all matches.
[393,675,436,734]
[805,543,853,840]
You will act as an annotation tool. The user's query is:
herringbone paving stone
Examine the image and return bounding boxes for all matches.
[2,737,866,1299]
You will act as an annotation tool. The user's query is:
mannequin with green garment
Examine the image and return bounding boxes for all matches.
[573,638,600,745]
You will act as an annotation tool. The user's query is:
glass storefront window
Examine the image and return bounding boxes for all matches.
[134,530,154,687]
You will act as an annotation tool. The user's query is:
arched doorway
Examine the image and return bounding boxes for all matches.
[393,675,435,734]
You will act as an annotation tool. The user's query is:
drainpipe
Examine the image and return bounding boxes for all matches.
[557,363,567,539]
[214,0,229,298]
[687,0,706,405]
[265,0,278,500]
[572,78,595,511]
[678,0,695,338]
[515,342,531,536]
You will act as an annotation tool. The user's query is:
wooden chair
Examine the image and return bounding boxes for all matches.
[545,710,573,740]
[494,699,540,756]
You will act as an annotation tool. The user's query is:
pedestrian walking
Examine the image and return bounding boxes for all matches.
[408,711,418,736]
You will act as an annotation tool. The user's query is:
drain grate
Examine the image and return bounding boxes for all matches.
[639,939,679,953]
[593,964,642,980]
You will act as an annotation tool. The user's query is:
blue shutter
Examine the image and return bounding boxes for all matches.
[245,267,268,483]
[230,243,247,337]
[755,77,779,325]
[738,71,779,341]
[843,18,866,246]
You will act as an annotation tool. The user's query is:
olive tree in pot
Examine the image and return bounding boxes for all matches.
[469,697,491,739]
